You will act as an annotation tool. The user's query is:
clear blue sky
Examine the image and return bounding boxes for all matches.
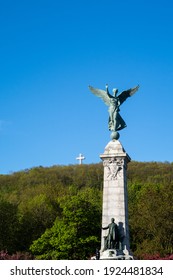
[0,0,173,174]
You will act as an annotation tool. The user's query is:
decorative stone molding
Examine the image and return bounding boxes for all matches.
[103,158,124,180]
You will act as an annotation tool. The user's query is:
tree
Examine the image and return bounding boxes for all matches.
[17,193,58,251]
[128,183,173,258]
[30,187,102,259]
[0,199,19,253]
[0,161,173,258]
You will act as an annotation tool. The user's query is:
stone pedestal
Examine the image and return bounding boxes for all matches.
[100,139,133,259]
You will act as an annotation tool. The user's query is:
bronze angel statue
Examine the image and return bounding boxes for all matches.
[89,84,139,139]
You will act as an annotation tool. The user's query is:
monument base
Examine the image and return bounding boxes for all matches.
[100,249,133,260]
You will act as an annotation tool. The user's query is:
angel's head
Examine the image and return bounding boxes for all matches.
[113,88,118,97]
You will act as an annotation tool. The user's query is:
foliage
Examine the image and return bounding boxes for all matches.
[0,199,20,253]
[30,187,102,259]
[128,181,173,258]
[0,161,172,259]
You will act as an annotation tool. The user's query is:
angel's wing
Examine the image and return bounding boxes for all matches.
[118,85,139,105]
[88,85,112,106]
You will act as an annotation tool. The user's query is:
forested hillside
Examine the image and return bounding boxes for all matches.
[0,161,172,259]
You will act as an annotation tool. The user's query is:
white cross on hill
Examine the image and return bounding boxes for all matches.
[76,153,85,164]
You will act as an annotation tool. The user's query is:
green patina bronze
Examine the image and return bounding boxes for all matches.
[102,218,119,250]
[89,84,139,140]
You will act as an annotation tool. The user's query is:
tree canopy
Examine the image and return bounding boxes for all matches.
[0,161,172,259]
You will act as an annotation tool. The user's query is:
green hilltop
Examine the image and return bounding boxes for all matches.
[0,161,172,259]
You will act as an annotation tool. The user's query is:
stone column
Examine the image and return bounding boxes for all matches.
[100,139,132,259]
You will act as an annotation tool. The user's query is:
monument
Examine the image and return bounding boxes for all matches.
[89,83,139,260]
[76,153,85,164]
